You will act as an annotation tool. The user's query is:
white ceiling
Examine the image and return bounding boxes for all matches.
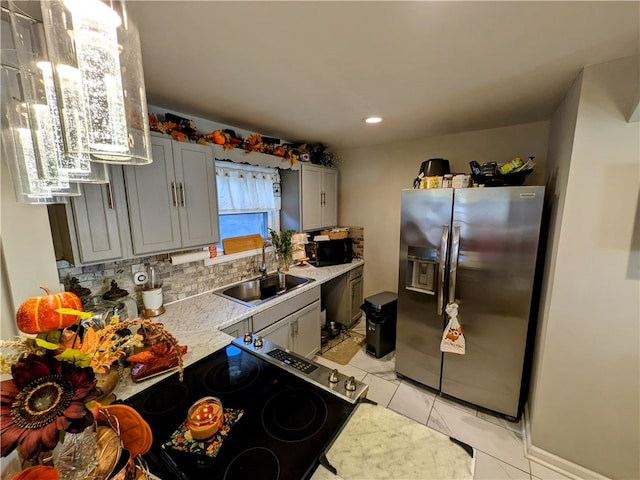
[125,1,639,150]
[14,1,640,151]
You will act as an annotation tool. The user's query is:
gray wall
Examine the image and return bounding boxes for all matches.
[1,156,61,341]
[336,55,639,479]
[529,55,639,480]
[336,120,549,298]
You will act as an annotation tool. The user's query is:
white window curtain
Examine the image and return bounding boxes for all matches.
[215,161,280,213]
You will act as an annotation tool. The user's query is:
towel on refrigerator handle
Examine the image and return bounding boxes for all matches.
[441,303,465,355]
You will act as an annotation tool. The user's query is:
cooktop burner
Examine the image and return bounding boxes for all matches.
[140,381,189,416]
[124,339,368,480]
[224,447,280,480]
[203,348,261,393]
[262,388,327,442]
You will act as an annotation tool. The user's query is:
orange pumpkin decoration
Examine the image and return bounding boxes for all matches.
[212,130,226,145]
[16,286,83,334]
[170,130,188,142]
[11,465,59,480]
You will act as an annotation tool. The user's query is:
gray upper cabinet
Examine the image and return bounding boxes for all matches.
[125,134,220,255]
[125,135,182,254]
[316,166,338,229]
[173,141,220,248]
[280,163,338,232]
[48,165,131,266]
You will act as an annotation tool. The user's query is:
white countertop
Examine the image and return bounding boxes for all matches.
[113,260,364,400]
[111,259,475,480]
[311,403,475,480]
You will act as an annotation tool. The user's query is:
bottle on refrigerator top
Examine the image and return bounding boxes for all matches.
[499,157,524,175]
[452,174,470,188]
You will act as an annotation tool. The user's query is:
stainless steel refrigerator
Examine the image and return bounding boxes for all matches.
[395,186,545,419]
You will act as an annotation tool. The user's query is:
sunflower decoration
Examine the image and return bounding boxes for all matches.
[0,287,185,469]
[0,354,98,460]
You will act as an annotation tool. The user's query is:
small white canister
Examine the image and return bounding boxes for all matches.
[142,266,164,316]
[452,174,470,189]
[142,287,163,310]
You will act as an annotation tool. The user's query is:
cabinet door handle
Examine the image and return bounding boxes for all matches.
[171,182,178,207]
[179,183,186,207]
[105,182,114,210]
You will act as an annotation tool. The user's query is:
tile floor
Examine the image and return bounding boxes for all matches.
[313,318,571,480]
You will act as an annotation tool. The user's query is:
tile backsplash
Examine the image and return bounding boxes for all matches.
[56,251,272,312]
[56,226,364,313]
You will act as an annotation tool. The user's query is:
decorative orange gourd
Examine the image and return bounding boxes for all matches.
[212,130,226,145]
[11,465,59,480]
[97,404,153,457]
[16,286,83,334]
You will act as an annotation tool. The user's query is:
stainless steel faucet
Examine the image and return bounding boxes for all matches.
[259,240,272,278]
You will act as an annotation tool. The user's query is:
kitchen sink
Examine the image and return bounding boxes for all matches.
[214,273,314,306]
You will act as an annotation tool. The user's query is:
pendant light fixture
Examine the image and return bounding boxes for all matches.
[2,0,152,205]
[2,1,108,206]
[40,0,152,165]
[1,47,81,201]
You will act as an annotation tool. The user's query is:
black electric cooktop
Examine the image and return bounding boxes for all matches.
[124,336,367,480]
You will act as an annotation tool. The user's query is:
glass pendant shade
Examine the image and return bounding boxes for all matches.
[1,48,81,201]
[41,0,152,165]
[5,5,109,185]
[38,60,110,183]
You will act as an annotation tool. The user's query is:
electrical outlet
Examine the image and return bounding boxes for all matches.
[132,264,147,285]
[133,271,148,286]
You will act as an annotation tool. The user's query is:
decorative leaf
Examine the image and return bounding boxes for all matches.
[55,348,91,367]
[55,308,93,319]
[34,337,61,350]
[37,329,62,344]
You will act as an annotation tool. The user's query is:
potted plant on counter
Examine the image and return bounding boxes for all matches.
[269,229,296,272]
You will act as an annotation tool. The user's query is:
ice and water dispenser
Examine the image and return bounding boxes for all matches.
[406,246,437,295]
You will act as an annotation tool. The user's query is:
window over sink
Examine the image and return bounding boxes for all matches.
[211,161,281,260]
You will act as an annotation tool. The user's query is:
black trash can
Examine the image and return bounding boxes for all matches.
[361,291,397,359]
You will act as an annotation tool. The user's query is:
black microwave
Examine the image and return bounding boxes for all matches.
[305,239,353,267]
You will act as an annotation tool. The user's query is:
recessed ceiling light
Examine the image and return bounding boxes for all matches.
[364,116,383,124]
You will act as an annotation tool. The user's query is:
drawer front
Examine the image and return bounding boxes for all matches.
[253,285,320,332]
[350,265,364,279]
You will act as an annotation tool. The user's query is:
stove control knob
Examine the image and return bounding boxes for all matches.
[243,333,253,344]
[329,369,339,384]
[253,336,264,349]
[345,376,357,392]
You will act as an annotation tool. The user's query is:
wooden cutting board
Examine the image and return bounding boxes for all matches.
[222,234,265,254]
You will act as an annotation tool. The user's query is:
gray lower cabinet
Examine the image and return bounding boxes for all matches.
[48,165,132,265]
[348,266,364,325]
[220,317,253,339]
[258,300,321,359]
[253,285,321,358]
[124,134,220,255]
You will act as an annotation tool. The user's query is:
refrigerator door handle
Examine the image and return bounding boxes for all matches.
[449,224,461,303]
[438,224,450,315]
